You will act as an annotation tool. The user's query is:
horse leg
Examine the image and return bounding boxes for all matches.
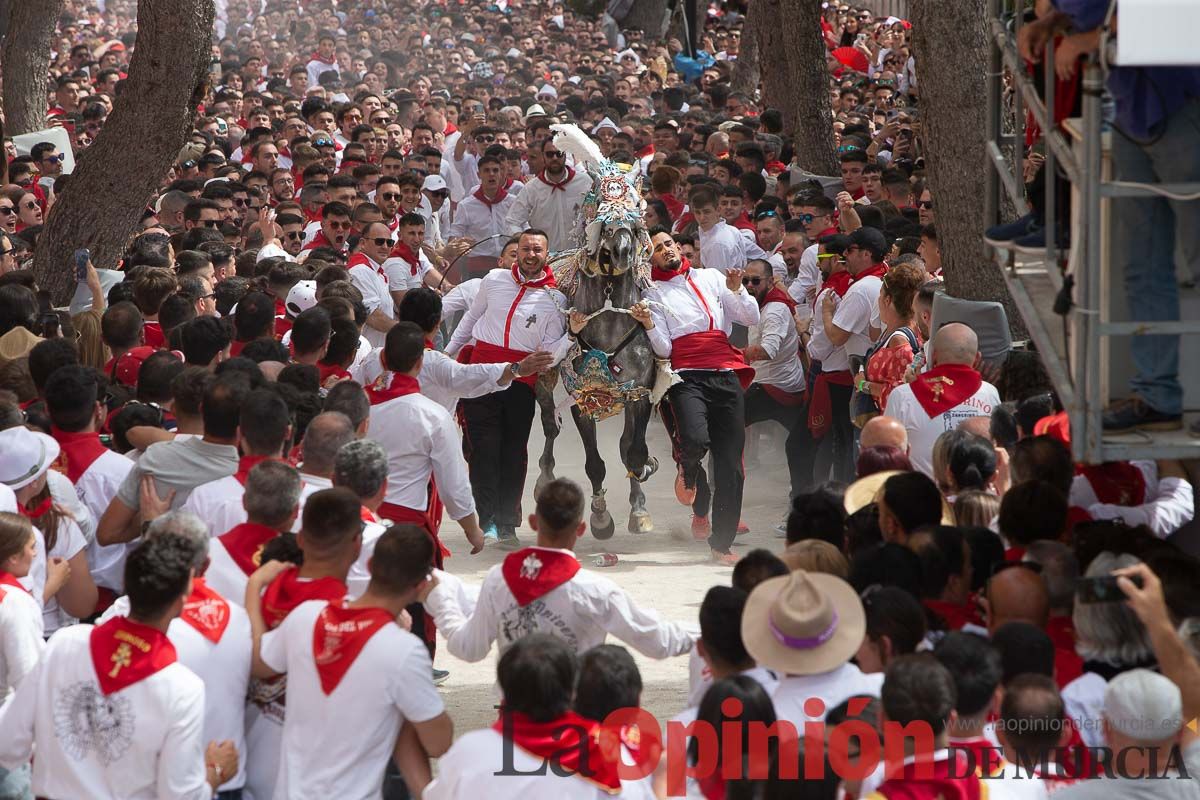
[571,406,614,540]
[621,398,657,533]
[533,374,560,497]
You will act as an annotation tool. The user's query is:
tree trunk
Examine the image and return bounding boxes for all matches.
[759,0,838,175]
[909,0,1017,326]
[34,0,214,303]
[1,0,64,136]
[622,0,671,39]
[730,6,760,96]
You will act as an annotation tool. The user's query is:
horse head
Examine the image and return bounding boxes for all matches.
[595,224,637,276]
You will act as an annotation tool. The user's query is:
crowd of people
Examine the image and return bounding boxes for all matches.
[0,0,1199,798]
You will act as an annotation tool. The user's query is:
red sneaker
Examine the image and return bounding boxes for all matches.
[736,520,750,535]
[691,514,711,539]
[711,549,741,565]
[675,467,696,506]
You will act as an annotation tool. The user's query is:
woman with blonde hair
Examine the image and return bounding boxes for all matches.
[72,309,109,369]
[857,260,926,417]
[954,490,1001,529]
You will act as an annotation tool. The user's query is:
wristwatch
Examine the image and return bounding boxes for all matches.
[510,361,523,379]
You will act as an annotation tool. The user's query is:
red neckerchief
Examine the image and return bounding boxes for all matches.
[312,600,396,694]
[1033,411,1147,506]
[730,212,755,232]
[143,321,165,348]
[234,454,275,486]
[89,616,178,696]
[494,710,621,792]
[218,522,280,576]
[949,739,1003,777]
[317,361,352,388]
[0,571,30,596]
[389,241,422,275]
[660,193,684,222]
[759,285,797,314]
[922,598,982,631]
[876,751,983,800]
[180,577,231,644]
[50,427,109,483]
[501,547,581,606]
[909,363,984,419]
[308,51,336,65]
[365,372,421,406]
[473,185,509,208]
[651,256,691,283]
[538,166,576,191]
[818,270,853,300]
[813,225,840,241]
[854,262,888,283]
[511,263,556,289]
[261,566,347,630]
[361,506,379,524]
[19,497,52,520]
[347,252,387,284]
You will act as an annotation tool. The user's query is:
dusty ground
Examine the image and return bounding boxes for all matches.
[433,411,794,735]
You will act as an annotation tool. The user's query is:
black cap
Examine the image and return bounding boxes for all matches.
[848,226,888,258]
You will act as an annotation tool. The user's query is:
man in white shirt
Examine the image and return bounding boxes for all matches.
[421,478,693,662]
[448,154,518,276]
[820,226,888,363]
[805,233,857,483]
[102,513,252,797]
[45,365,135,594]
[367,322,485,562]
[181,388,291,538]
[642,230,759,563]
[347,221,400,348]
[0,533,237,799]
[253,525,453,798]
[691,186,751,274]
[885,323,1000,476]
[741,259,814,503]
[504,137,591,252]
[383,213,442,309]
[420,174,452,247]
[446,230,570,543]
[755,209,789,280]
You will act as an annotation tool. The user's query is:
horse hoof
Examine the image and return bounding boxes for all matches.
[630,457,659,484]
[627,510,653,534]
[591,511,615,540]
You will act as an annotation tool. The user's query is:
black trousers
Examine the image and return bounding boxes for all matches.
[744,383,816,500]
[667,372,746,553]
[812,381,855,484]
[461,381,535,527]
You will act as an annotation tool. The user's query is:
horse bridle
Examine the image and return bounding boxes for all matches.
[574,280,645,361]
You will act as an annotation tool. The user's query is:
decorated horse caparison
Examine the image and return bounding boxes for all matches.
[533,124,665,539]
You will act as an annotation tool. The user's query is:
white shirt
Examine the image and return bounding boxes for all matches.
[348,254,395,349]
[1070,461,1195,539]
[446,267,572,361]
[180,473,247,539]
[884,376,1001,476]
[100,592,252,792]
[448,192,518,258]
[48,468,95,550]
[751,300,807,393]
[20,516,88,635]
[697,219,749,273]
[792,243,823,314]
[1061,671,1108,750]
[831,273,883,359]
[771,663,884,726]
[425,546,694,662]
[72,449,134,593]
[442,277,483,318]
[767,246,788,281]
[382,248,433,291]
[260,599,446,800]
[425,727,657,800]
[368,391,475,519]
[0,624,209,800]
[419,195,451,247]
[0,584,44,703]
[420,348,509,413]
[682,663,779,716]
[503,170,591,252]
[451,151,480,195]
[644,267,760,358]
[807,281,851,372]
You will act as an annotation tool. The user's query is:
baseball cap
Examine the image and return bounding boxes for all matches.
[1104,669,1184,742]
[286,280,318,317]
[422,175,448,193]
[848,226,888,256]
[115,346,184,387]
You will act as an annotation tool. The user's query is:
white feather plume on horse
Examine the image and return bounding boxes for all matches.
[549,123,605,173]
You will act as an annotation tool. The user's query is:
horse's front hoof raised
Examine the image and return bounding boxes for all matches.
[628,509,653,534]
[591,510,615,540]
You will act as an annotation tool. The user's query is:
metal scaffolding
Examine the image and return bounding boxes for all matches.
[984,0,1200,463]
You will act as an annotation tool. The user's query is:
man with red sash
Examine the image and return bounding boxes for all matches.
[804,232,856,482]
[0,534,237,799]
[642,229,760,563]
[206,460,302,605]
[820,227,889,368]
[503,137,591,252]
[45,365,135,600]
[424,634,636,800]
[101,513,252,797]
[422,478,692,664]
[242,488,357,800]
[884,323,1000,477]
[446,230,569,544]
[181,388,291,538]
[867,656,986,800]
[741,258,814,506]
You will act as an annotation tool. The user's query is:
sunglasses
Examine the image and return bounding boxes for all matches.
[43,155,62,165]
[754,210,779,221]
[0,206,13,216]
[544,151,564,158]
[918,200,934,209]
[180,159,197,169]
[200,219,222,228]
[380,192,403,201]
[795,213,820,224]
[741,277,764,286]
[285,231,304,240]
[816,252,841,261]
[327,221,352,231]
[474,135,496,143]
[369,237,394,247]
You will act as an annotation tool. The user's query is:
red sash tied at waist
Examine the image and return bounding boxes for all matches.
[808,370,854,438]
[669,330,754,390]
[378,478,450,567]
[469,340,534,386]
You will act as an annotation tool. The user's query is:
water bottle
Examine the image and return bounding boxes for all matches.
[592,553,619,568]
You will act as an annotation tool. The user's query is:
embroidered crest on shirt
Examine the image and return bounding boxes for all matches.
[54,682,135,765]
[519,553,543,580]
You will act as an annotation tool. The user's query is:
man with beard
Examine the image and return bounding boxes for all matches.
[640,229,759,564]
[446,230,568,544]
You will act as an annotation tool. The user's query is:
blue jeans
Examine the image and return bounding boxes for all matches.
[1112,97,1200,415]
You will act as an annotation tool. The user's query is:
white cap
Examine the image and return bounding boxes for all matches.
[0,428,61,491]
[505,47,521,58]
[285,280,318,317]
[1104,669,1184,742]
[536,83,557,100]
[422,174,448,192]
[523,103,547,122]
[592,117,620,134]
